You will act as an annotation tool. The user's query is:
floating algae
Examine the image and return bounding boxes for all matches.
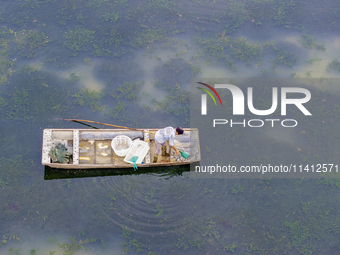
[49,143,73,164]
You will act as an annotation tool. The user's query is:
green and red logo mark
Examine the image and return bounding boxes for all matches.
[197,82,223,106]
[197,82,222,115]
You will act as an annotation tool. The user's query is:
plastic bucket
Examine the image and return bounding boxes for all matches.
[111,135,133,157]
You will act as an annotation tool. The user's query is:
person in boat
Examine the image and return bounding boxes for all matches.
[154,127,184,157]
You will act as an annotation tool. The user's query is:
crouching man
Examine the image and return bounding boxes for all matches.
[154,127,184,162]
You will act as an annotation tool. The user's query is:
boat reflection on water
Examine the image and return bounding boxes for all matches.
[44,163,198,180]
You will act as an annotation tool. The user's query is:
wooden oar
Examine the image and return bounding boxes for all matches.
[70,120,99,129]
[57,118,156,134]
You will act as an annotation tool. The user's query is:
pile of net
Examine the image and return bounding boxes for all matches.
[49,143,73,164]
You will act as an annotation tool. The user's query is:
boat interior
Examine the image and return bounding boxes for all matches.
[42,129,197,167]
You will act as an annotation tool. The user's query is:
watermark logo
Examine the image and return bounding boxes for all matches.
[196,82,222,115]
[197,82,312,127]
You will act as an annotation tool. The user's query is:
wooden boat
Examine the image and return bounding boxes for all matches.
[42,128,200,169]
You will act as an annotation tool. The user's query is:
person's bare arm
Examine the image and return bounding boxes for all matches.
[170,145,179,155]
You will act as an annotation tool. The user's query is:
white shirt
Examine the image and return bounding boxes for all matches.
[155,127,176,146]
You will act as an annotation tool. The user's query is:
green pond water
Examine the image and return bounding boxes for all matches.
[1,0,340,254]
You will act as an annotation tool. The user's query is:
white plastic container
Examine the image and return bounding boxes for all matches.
[111,135,133,157]
[124,140,150,165]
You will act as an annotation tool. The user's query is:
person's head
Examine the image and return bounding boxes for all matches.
[176,127,184,135]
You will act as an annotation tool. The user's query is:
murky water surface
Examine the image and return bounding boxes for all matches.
[1,0,340,254]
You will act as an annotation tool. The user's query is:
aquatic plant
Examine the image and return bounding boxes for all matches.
[132,28,167,49]
[8,247,22,255]
[153,203,163,217]
[305,70,312,77]
[197,218,220,242]
[83,57,91,65]
[120,228,144,253]
[0,234,21,247]
[76,12,85,24]
[301,33,326,51]
[107,192,116,201]
[0,28,14,84]
[152,82,190,116]
[105,28,125,47]
[6,9,30,26]
[224,243,237,252]
[175,237,188,250]
[3,66,74,122]
[92,44,112,57]
[302,34,315,48]
[100,12,120,23]
[129,239,144,252]
[30,249,39,255]
[116,0,129,8]
[195,35,228,60]
[0,156,30,191]
[109,101,126,119]
[57,4,74,25]
[282,220,311,247]
[146,0,175,11]
[47,235,59,244]
[64,27,95,52]
[6,87,30,121]
[14,30,50,58]
[160,37,187,50]
[145,187,155,204]
[230,185,244,194]
[224,0,246,33]
[68,72,80,83]
[263,40,298,67]
[0,92,7,109]
[72,88,105,112]
[111,81,142,101]
[333,104,340,116]
[120,228,131,239]
[100,238,106,248]
[17,64,39,75]
[58,62,68,68]
[231,37,263,65]
[327,58,340,72]
[245,243,262,253]
[0,178,6,188]
[316,172,340,188]
[0,58,13,84]
[57,237,96,255]
[194,34,234,70]
[307,58,322,64]
[87,0,110,9]
[210,12,220,23]
[188,239,205,249]
[300,200,310,214]
[273,49,298,67]
[272,6,286,26]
